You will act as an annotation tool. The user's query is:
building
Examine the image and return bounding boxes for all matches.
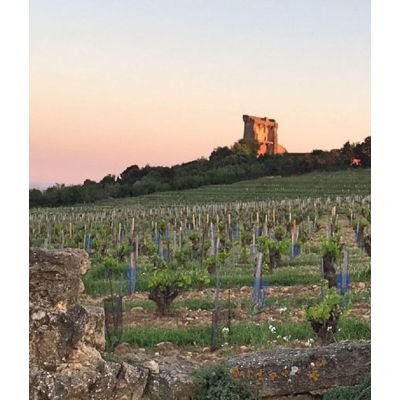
[243,115,287,156]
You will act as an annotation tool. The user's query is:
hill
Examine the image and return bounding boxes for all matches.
[95,169,370,208]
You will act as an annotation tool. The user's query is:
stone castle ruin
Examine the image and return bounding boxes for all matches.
[243,115,287,156]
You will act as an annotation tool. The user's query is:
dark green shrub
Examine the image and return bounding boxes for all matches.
[191,363,260,400]
[323,376,370,400]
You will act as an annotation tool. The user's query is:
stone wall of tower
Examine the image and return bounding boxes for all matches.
[242,115,286,156]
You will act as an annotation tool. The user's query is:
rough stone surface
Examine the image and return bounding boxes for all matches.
[228,341,371,398]
[30,361,149,400]
[29,304,88,370]
[30,248,90,309]
[141,362,196,400]
[82,305,106,351]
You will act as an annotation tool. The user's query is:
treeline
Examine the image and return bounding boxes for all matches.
[30,136,370,208]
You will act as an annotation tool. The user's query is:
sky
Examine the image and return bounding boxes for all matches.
[30,0,370,187]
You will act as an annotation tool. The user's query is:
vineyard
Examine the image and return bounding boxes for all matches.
[29,169,371,369]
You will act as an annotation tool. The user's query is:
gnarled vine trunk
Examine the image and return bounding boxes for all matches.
[149,285,179,315]
[323,255,336,288]
[363,235,371,257]
[268,248,282,274]
[310,308,341,344]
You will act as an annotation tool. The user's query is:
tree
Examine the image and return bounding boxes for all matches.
[353,136,371,167]
[100,174,116,185]
[231,138,259,159]
[119,165,143,184]
[340,141,354,164]
[209,146,233,163]
[29,189,43,208]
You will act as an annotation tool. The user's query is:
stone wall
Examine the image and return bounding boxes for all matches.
[229,341,370,399]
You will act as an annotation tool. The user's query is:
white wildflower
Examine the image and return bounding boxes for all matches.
[305,339,313,347]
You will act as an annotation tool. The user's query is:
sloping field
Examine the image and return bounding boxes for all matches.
[97,169,370,207]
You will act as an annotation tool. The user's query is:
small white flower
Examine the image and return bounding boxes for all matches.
[305,339,313,347]
[222,327,230,334]
[278,307,288,313]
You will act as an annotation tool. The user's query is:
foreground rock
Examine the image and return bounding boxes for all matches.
[229,341,371,398]
[29,249,150,400]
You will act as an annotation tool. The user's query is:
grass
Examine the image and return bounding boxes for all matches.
[117,318,370,349]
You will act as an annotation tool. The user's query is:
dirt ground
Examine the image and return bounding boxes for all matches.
[81,280,370,335]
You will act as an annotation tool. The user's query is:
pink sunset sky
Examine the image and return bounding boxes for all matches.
[30,0,370,188]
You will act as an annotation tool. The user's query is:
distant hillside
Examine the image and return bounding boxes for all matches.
[95,169,370,208]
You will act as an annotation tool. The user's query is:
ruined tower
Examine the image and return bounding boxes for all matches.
[243,115,287,156]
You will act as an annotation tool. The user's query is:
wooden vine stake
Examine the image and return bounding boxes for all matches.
[320,258,325,298]
[60,230,64,250]
[129,251,137,295]
[252,252,264,314]
[210,268,220,352]
[131,217,135,238]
